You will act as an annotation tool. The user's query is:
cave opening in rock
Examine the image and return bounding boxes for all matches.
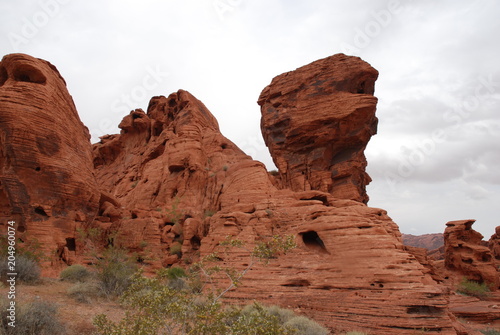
[300,231,328,253]
[66,238,76,251]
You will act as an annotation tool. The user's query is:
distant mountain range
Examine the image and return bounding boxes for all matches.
[402,233,444,251]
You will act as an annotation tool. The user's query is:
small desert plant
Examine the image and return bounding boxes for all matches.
[157,266,189,290]
[169,243,183,257]
[0,254,41,284]
[223,165,229,171]
[96,247,137,297]
[60,264,92,282]
[456,278,491,298]
[203,209,216,218]
[68,281,103,304]
[269,169,279,176]
[481,329,500,335]
[0,300,66,334]
[284,315,329,335]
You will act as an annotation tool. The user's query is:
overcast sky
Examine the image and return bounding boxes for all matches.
[1,0,499,238]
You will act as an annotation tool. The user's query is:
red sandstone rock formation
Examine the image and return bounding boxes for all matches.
[258,54,378,204]
[0,54,100,266]
[489,226,500,268]
[0,53,473,334]
[444,220,499,289]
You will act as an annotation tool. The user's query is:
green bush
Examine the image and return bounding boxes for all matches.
[60,264,91,282]
[0,299,66,334]
[481,329,500,335]
[68,281,103,304]
[94,235,304,334]
[263,305,296,324]
[456,278,491,298]
[157,266,188,290]
[96,247,137,297]
[0,254,41,284]
[169,243,182,257]
[284,315,329,335]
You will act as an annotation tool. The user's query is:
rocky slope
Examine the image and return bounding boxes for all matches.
[1,53,499,334]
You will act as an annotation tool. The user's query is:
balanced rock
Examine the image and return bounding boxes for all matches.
[0,54,100,265]
[258,54,378,203]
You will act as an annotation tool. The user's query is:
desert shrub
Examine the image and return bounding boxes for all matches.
[481,329,500,335]
[284,315,329,335]
[164,266,187,280]
[0,300,66,334]
[230,302,296,334]
[94,235,303,335]
[169,243,182,257]
[0,254,41,284]
[263,305,296,324]
[60,264,91,282]
[96,247,137,297]
[157,266,188,290]
[68,281,103,303]
[456,278,491,298]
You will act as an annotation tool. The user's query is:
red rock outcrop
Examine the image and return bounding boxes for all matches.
[444,220,499,289]
[1,53,472,334]
[489,226,500,268]
[258,54,378,204]
[93,93,459,333]
[0,54,100,266]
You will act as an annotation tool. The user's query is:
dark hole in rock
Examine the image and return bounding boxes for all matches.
[66,238,76,251]
[282,279,311,287]
[300,194,329,206]
[169,165,185,173]
[34,206,48,216]
[190,236,201,250]
[300,231,328,253]
[357,81,366,94]
[407,305,443,315]
[12,64,46,84]
[0,66,7,86]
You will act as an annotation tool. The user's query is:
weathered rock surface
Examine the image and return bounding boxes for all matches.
[489,226,500,268]
[0,54,100,267]
[444,220,499,289]
[0,53,481,334]
[258,54,378,204]
[403,233,444,251]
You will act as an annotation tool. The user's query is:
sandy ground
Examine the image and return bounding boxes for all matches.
[0,277,125,334]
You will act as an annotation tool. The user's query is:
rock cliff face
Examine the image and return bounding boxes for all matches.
[444,220,499,289]
[0,54,100,265]
[258,54,378,203]
[1,53,477,334]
